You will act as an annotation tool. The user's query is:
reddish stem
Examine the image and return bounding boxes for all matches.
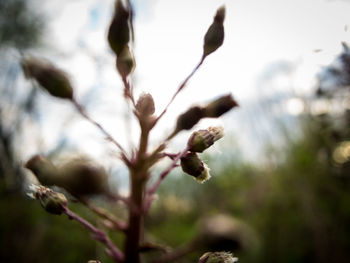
[62,205,124,262]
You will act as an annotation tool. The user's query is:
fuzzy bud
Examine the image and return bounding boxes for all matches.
[188,126,224,153]
[28,185,67,215]
[21,57,73,100]
[199,252,238,263]
[136,93,155,117]
[180,152,211,183]
[58,158,110,197]
[25,155,59,186]
[116,45,135,78]
[108,0,130,56]
[203,94,238,118]
[203,6,226,57]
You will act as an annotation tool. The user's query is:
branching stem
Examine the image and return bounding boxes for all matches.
[62,205,124,262]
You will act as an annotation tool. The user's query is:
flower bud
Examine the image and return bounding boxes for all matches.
[116,45,135,78]
[58,158,110,197]
[203,6,226,57]
[108,0,130,56]
[196,214,258,253]
[199,252,238,263]
[21,57,73,100]
[173,106,204,133]
[203,94,238,118]
[28,184,67,215]
[180,152,211,183]
[136,93,155,117]
[188,126,224,153]
[25,155,59,186]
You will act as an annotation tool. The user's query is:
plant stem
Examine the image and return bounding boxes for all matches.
[124,125,150,263]
[153,56,205,126]
[62,205,124,262]
[151,242,197,263]
[72,98,127,155]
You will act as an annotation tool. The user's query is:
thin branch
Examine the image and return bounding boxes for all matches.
[71,98,127,155]
[144,147,189,211]
[122,76,136,107]
[153,56,205,126]
[62,205,124,263]
[80,198,128,232]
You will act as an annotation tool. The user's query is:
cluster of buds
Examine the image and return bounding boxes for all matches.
[28,184,68,215]
[199,252,238,263]
[108,0,135,78]
[21,57,74,100]
[180,126,224,183]
[25,155,111,198]
[171,94,238,138]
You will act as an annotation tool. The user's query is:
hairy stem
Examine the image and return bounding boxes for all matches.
[62,205,124,262]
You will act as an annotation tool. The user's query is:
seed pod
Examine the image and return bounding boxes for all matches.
[25,155,59,186]
[188,126,225,153]
[108,0,130,56]
[203,94,238,118]
[180,152,211,183]
[116,45,135,78]
[29,185,68,215]
[58,158,110,197]
[136,93,155,117]
[21,57,74,100]
[203,6,226,57]
[199,252,238,263]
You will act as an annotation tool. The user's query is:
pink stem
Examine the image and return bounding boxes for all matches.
[154,56,205,126]
[62,205,124,262]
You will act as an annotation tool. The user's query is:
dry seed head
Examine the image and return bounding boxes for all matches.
[203,94,238,118]
[180,152,211,183]
[203,6,226,57]
[116,45,135,78]
[199,252,238,263]
[188,126,225,153]
[21,57,73,100]
[28,184,67,215]
[108,0,130,56]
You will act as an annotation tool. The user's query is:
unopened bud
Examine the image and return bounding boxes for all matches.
[199,252,238,263]
[21,57,73,100]
[108,0,130,56]
[188,126,224,153]
[172,106,204,135]
[203,94,238,118]
[136,93,155,117]
[58,158,109,197]
[203,6,225,57]
[180,152,211,183]
[28,185,67,215]
[25,155,59,186]
[116,45,135,78]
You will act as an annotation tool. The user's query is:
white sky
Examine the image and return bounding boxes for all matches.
[25,0,350,162]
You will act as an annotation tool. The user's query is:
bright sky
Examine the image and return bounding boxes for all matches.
[26,0,350,163]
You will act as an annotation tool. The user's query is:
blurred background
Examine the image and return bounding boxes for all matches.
[1,0,350,262]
